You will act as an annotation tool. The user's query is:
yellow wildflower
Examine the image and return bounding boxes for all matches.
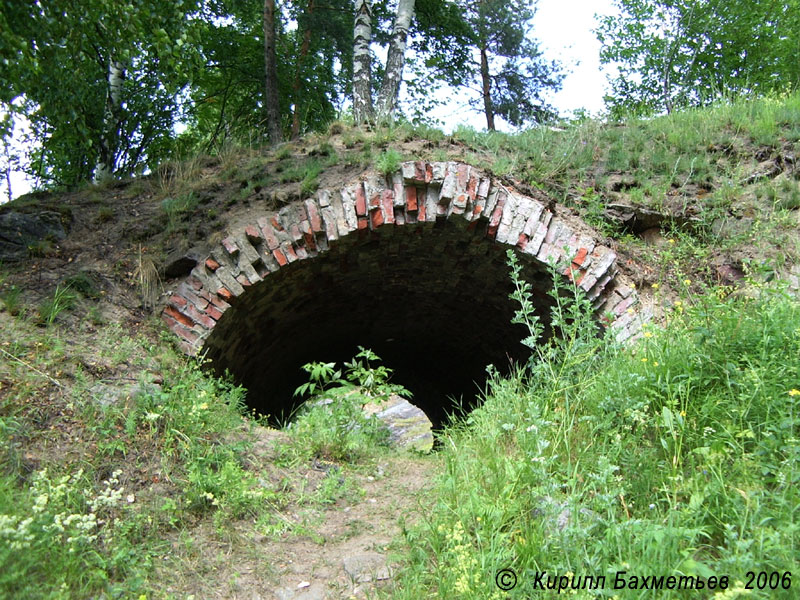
[789,389,800,396]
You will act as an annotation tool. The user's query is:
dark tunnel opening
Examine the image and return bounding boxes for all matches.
[202,222,558,428]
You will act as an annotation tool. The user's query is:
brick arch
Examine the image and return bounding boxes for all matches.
[162,161,649,419]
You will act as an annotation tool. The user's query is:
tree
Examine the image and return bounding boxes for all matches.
[0,0,200,187]
[263,0,282,144]
[597,0,800,117]
[352,0,417,125]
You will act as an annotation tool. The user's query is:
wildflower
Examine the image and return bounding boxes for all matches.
[643,331,653,338]
[144,412,161,422]
[668,239,675,244]
[651,283,660,289]
[627,308,635,314]
[789,389,800,396]
[641,358,648,363]
[680,410,686,417]
[653,361,659,366]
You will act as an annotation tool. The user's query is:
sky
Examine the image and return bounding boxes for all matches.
[429,0,620,131]
[2,0,620,201]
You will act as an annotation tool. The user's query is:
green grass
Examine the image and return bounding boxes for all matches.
[386,256,799,599]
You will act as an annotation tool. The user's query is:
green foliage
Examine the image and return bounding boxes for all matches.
[0,283,22,316]
[389,257,799,598]
[597,0,800,117]
[289,348,410,462]
[37,284,76,326]
[375,148,404,176]
[1,0,201,186]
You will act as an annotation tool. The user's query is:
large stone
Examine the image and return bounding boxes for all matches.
[0,210,67,261]
[364,394,434,453]
[342,553,391,583]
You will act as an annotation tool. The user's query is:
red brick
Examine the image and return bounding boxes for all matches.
[573,247,589,266]
[457,164,469,190]
[517,233,529,250]
[304,199,323,232]
[205,304,223,320]
[406,186,418,211]
[217,287,234,301]
[164,306,194,328]
[185,303,217,328]
[205,257,221,271]
[357,217,369,230]
[414,161,426,182]
[466,173,478,200]
[271,216,284,231]
[382,190,395,224]
[418,202,427,221]
[487,191,507,238]
[425,163,433,182]
[371,209,385,229]
[355,184,367,216]
[169,293,188,308]
[244,224,262,244]
[222,237,239,256]
[258,219,281,250]
[187,275,204,290]
[235,274,251,288]
[272,248,288,266]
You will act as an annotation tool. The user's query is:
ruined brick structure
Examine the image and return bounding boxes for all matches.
[162,161,650,421]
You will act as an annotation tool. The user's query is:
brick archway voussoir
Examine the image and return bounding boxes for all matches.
[161,161,649,355]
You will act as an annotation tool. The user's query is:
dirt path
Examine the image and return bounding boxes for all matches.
[156,427,439,599]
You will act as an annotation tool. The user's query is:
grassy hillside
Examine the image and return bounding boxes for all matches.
[1,93,799,598]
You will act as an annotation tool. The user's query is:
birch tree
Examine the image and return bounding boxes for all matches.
[375,0,416,119]
[352,0,375,125]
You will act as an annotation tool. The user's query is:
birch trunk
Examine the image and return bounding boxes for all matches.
[480,45,495,131]
[95,59,124,181]
[352,0,374,125]
[263,0,282,145]
[375,0,415,120]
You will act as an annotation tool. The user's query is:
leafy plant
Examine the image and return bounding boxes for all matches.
[375,148,403,176]
[288,347,410,462]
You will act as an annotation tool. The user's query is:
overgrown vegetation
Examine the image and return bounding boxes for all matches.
[286,347,411,463]
[387,252,799,598]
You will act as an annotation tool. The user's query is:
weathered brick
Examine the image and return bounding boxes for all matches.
[257,217,281,250]
[244,224,262,245]
[405,186,418,211]
[272,248,288,266]
[304,198,323,233]
[381,189,395,224]
[222,237,239,257]
[487,190,508,239]
[355,183,367,216]
[205,257,220,271]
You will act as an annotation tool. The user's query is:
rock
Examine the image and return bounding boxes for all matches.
[364,394,434,453]
[90,381,162,407]
[274,583,326,600]
[0,210,67,261]
[342,553,391,584]
[532,496,599,533]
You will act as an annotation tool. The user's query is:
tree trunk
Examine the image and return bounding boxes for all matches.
[375,0,415,120]
[291,0,315,139]
[95,59,124,181]
[263,0,282,145]
[479,45,495,131]
[353,0,374,125]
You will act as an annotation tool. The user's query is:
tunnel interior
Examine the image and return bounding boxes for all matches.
[202,221,560,428]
